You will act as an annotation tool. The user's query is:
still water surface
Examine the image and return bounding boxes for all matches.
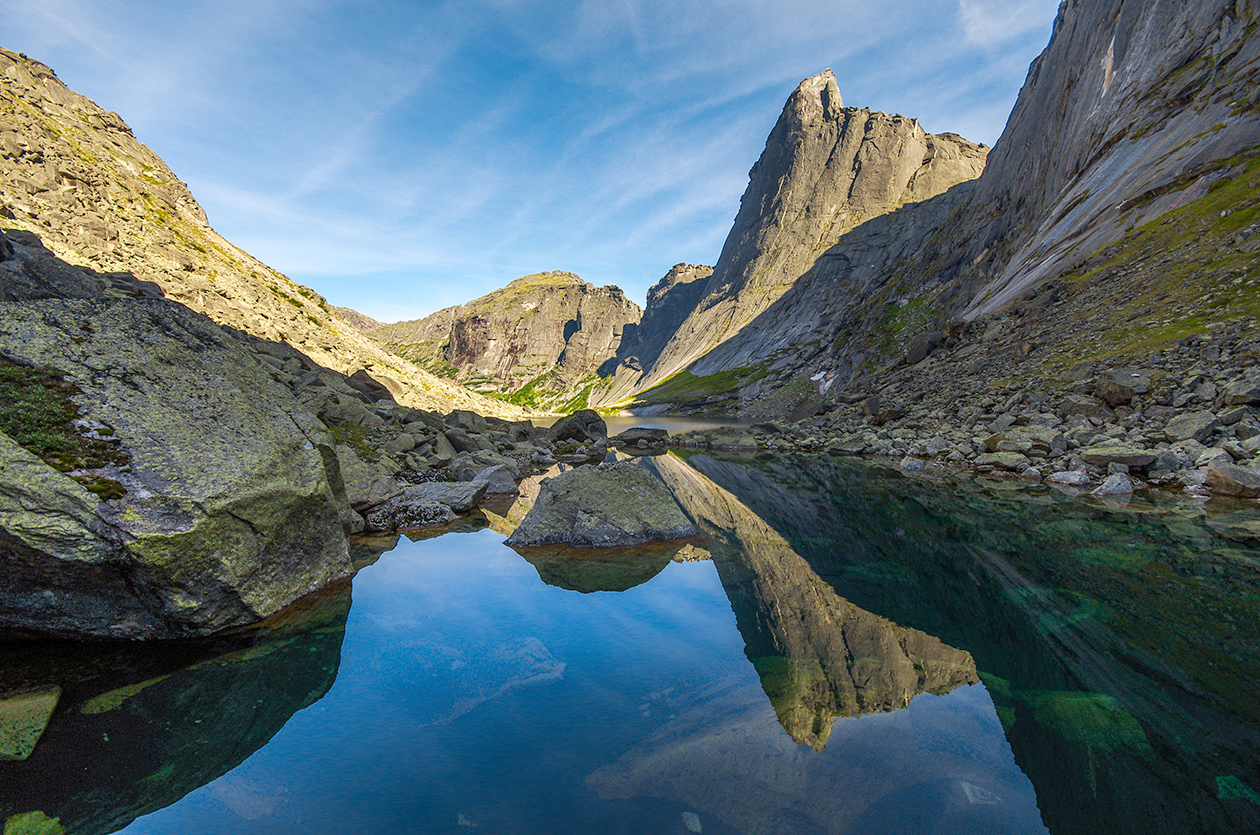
[2,453,1257,834]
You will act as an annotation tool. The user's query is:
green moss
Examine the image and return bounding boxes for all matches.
[328,423,380,463]
[0,362,129,492]
[633,365,768,408]
[1048,148,1260,365]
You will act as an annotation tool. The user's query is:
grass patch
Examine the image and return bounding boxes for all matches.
[1049,148,1260,364]
[0,362,129,497]
[633,365,768,407]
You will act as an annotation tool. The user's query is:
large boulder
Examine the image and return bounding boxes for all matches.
[1206,461,1260,498]
[550,409,607,444]
[361,480,489,532]
[505,462,695,548]
[0,299,353,639]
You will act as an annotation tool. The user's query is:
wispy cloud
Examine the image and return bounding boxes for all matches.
[0,0,1059,319]
[956,0,1060,48]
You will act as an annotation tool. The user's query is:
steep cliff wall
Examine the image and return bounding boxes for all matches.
[371,271,641,412]
[595,263,713,405]
[633,69,988,394]
[0,47,522,416]
[677,0,1260,413]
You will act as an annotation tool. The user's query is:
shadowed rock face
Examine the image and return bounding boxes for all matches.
[597,264,713,405]
[633,69,988,394]
[0,581,349,835]
[371,272,641,410]
[645,454,977,749]
[0,299,353,639]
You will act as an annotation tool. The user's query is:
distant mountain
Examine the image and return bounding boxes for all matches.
[0,47,522,416]
[369,271,641,412]
[333,306,382,331]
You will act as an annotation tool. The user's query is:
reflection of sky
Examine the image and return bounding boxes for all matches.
[119,530,1047,835]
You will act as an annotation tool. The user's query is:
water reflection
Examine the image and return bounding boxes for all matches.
[0,583,349,835]
[685,453,1260,835]
[644,453,977,749]
[2,451,1256,835]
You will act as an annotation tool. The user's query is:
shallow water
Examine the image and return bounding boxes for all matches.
[2,454,1258,835]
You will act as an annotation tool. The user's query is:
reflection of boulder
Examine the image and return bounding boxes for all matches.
[645,454,976,749]
[517,540,690,593]
[0,582,349,835]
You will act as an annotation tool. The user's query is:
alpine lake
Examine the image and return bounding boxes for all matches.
[2,448,1259,835]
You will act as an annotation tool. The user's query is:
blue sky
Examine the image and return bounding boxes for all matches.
[0,0,1059,322]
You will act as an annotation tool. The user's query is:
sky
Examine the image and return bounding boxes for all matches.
[0,0,1060,323]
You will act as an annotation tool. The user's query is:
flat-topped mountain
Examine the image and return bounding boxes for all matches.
[370,271,641,411]
[0,47,519,416]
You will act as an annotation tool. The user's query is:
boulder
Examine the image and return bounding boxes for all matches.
[1094,369,1151,407]
[505,461,696,548]
[363,497,457,531]
[1222,372,1260,407]
[1205,461,1260,498]
[611,427,669,448]
[978,452,1031,471]
[474,464,519,495]
[361,480,490,531]
[551,409,607,443]
[1047,470,1091,486]
[1079,442,1157,469]
[1164,411,1221,444]
[1063,392,1113,418]
[0,300,353,640]
[1092,474,1134,496]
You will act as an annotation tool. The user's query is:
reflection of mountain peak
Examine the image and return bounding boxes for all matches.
[645,453,977,749]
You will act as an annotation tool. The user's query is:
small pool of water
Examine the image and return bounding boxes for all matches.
[2,453,1257,835]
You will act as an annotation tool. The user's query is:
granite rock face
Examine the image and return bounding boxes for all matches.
[0,299,354,639]
[0,47,520,416]
[597,264,713,405]
[633,69,988,394]
[616,0,1260,419]
[371,271,641,411]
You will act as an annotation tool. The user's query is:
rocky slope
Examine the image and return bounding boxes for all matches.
[617,69,988,398]
[370,271,641,411]
[0,47,520,416]
[661,0,1260,420]
[0,228,590,639]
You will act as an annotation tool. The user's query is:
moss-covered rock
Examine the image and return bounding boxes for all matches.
[0,299,353,639]
[505,461,695,548]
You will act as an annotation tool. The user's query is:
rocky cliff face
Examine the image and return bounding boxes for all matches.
[371,271,641,411]
[0,47,520,416]
[667,0,1260,416]
[595,263,712,405]
[632,69,988,394]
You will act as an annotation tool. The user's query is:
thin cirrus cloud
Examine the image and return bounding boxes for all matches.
[0,0,1058,322]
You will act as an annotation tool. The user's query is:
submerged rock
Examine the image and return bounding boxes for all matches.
[505,462,695,548]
